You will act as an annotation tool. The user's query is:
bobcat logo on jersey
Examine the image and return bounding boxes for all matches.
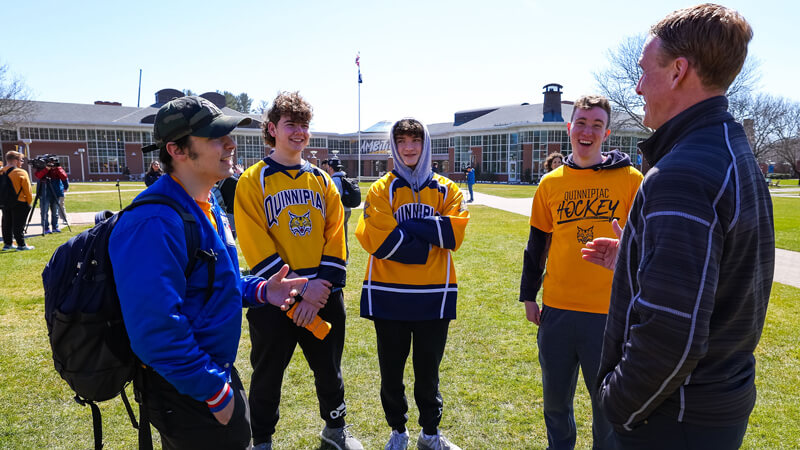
[576,225,594,244]
[288,210,312,236]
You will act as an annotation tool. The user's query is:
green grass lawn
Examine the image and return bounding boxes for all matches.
[768,178,799,187]
[0,205,797,448]
[773,197,800,252]
[472,183,538,198]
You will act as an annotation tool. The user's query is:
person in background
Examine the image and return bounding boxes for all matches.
[322,157,352,260]
[35,159,68,234]
[1,151,34,251]
[544,152,564,172]
[144,160,163,187]
[466,166,475,203]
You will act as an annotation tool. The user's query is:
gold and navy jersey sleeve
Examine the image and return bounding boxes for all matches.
[356,175,430,264]
[403,175,469,251]
[235,159,347,287]
[235,160,285,280]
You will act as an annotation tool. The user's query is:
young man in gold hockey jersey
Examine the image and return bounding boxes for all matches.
[356,118,469,450]
[235,91,363,450]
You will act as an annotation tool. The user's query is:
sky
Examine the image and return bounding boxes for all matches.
[1,0,797,133]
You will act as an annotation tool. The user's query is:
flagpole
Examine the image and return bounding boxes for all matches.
[356,52,362,182]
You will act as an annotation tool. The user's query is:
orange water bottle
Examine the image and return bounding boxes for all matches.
[286,300,331,340]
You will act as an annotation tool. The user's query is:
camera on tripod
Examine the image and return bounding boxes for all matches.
[30,154,60,170]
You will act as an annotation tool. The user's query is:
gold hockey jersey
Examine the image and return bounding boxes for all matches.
[235,157,346,286]
[355,172,469,320]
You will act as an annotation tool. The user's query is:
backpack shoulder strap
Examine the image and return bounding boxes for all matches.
[123,195,216,305]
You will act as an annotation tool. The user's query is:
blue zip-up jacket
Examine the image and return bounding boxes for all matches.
[597,96,775,431]
[109,175,268,411]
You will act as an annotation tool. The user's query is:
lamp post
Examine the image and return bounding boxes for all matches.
[77,148,86,182]
[309,150,318,166]
[21,138,32,179]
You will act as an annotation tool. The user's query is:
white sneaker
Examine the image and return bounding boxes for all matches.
[385,429,409,450]
[417,431,461,450]
[320,424,364,450]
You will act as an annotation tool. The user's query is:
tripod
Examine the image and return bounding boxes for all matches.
[115,181,122,210]
[25,177,71,234]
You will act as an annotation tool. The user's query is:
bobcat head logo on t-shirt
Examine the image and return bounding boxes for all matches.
[288,210,312,237]
[577,225,594,244]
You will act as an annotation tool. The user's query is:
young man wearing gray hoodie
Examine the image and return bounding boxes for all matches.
[355,118,470,450]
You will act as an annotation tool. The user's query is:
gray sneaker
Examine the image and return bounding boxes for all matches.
[253,442,272,450]
[2,244,16,251]
[16,245,35,251]
[417,431,461,450]
[320,424,364,450]
[385,429,409,450]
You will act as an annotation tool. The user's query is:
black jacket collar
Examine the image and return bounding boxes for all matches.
[638,96,733,168]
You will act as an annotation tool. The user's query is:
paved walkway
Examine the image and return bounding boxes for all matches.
[464,189,800,289]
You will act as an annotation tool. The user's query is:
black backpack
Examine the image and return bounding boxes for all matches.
[0,166,20,208]
[42,194,217,450]
[334,174,361,208]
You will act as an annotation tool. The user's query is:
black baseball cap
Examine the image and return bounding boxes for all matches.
[142,96,251,152]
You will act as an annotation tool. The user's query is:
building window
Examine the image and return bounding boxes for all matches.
[453,136,471,171]
[19,127,88,141]
[124,131,142,143]
[520,131,534,144]
[234,135,267,169]
[329,138,356,155]
[0,129,17,141]
[432,138,449,155]
[55,155,70,174]
[87,129,126,174]
[309,137,327,149]
[603,134,641,161]
[481,134,508,175]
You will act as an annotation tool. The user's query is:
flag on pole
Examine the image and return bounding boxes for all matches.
[355,52,362,84]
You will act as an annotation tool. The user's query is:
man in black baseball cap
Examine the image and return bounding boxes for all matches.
[108,95,306,449]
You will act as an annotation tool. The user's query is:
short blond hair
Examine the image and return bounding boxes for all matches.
[5,150,23,163]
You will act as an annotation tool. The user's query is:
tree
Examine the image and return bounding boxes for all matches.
[766,101,800,175]
[729,92,786,159]
[0,63,36,128]
[182,89,196,96]
[594,34,761,133]
[594,34,647,132]
[252,100,270,115]
[219,91,253,114]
